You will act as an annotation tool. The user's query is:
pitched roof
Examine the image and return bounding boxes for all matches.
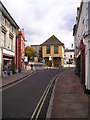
[0,1,19,29]
[41,35,64,46]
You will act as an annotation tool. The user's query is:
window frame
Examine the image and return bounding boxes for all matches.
[54,46,58,54]
[46,46,50,54]
[9,37,13,51]
[70,55,72,58]
[9,24,13,33]
[1,15,6,26]
[1,32,5,48]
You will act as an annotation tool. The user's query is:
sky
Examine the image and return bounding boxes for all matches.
[1,0,81,49]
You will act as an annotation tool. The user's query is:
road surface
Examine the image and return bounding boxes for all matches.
[2,68,64,119]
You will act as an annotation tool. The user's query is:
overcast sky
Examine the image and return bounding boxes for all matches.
[1,0,81,48]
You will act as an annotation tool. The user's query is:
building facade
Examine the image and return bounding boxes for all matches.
[73,1,90,93]
[64,49,75,64]
[31,45,42,62]
[0,1,19,77]
[41,35,64,67]
[16,29,25,72]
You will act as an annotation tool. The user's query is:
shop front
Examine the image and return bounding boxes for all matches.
[76,39,86,91]
[44,57,61,67]
[3,49,15,77]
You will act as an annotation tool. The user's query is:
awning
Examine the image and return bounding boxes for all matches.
[3,58,12,61]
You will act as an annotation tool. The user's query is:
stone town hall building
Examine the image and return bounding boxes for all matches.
[41,35,64,67]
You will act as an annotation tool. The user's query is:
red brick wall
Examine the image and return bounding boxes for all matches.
[16,30,25,72]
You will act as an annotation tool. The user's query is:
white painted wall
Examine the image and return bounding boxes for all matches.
[75,2,88,53]
[75,2,90,90]
[0,48,2,77]
[65,52,74,59]
[64,51,74,64]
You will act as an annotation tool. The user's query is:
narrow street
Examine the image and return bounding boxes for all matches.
[0,0,90,119]
[2,68,64,119]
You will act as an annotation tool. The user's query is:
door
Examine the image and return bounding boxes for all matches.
[82,49,85,84]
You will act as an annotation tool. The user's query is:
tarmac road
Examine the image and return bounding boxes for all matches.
[2,68,64,119]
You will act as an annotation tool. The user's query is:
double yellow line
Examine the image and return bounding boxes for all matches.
[30,74,58,120]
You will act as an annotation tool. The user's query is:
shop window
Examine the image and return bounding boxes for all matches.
[46,46,50,54]
[1,32,5,48]
[54,46,58,54]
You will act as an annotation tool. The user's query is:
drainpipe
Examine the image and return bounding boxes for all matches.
[0,48,2,78]
[16,35,18,73]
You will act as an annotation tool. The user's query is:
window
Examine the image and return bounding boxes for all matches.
[54,46,58,54]
[46,46,50,54]
[70,55,72,58]
[1,32,5,48]
[1,15,5,26]
[10,37,13,51]
[10,24,13,33]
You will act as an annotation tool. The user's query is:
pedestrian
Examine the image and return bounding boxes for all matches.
[30,64,33,71]
[50,62,52,68]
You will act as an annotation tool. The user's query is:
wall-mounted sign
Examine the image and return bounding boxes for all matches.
[25,56,28,62]
[49,56,52,61]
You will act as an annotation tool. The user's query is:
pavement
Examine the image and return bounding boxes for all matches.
[47,68,89,119]
[1,62,46,87]
[2,69,31,87]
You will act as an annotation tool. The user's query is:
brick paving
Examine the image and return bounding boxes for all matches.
[51,68,88,119]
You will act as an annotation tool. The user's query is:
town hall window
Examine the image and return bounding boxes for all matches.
[54,46,58,54]
[46,46,50,54]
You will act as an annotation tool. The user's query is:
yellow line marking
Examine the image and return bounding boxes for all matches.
[36,79,53,119]
[30,74,58,119]
[30,79,53,119]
